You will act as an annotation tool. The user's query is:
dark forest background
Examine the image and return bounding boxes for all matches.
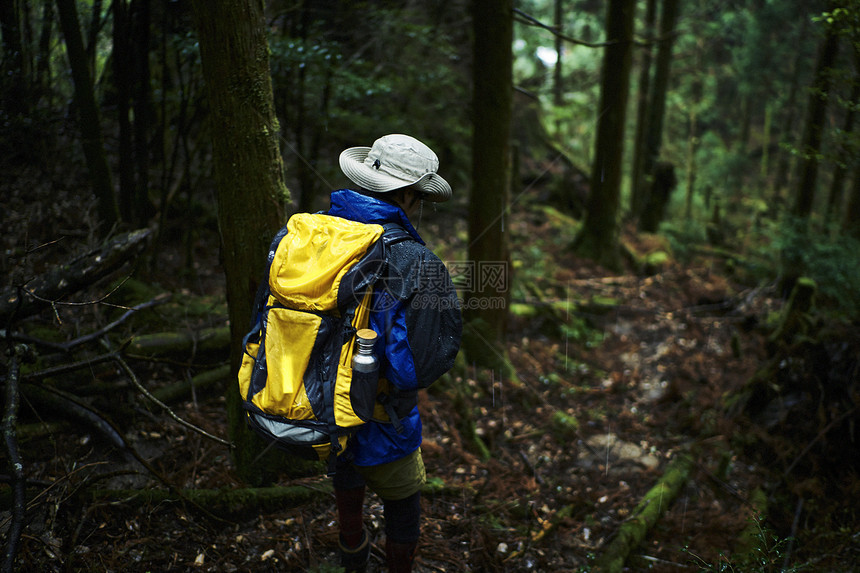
[2,1,859,571]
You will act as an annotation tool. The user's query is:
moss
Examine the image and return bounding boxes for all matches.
[550,410,580,442]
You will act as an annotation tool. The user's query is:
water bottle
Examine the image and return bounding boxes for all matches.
[351,329,379,420]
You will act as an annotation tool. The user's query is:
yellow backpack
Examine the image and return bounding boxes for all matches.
[237,213,410,471]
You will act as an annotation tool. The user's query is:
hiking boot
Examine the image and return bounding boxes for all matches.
[338,529,370,573]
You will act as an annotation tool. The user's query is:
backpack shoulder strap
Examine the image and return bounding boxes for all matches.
[381,222,413,247]
[248,223,289,328]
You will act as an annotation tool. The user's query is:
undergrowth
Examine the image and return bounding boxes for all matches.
[683,515,808,573]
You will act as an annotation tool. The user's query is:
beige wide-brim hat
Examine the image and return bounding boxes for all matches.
[339,134,452,202]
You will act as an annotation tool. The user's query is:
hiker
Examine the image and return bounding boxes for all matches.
[331,134,462,572]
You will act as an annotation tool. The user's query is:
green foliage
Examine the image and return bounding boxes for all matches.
[683,514,808,573]
[266,4,472,191]
[560,315,604,349]
[661,219,707,262]
[771,221,860,319]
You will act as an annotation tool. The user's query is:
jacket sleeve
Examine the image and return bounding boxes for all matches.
[374,242,462,390]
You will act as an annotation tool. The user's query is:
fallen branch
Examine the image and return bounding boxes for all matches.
[87,484,332,519]
[22,383,229,523]
[594,452,694,573]
[0,229,152,324]
[114,355,231,448]
[2,346,26,573]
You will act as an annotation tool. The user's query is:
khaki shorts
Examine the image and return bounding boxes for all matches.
[354,448,426,500]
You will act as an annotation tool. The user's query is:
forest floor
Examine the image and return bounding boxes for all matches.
[2,176,859,572]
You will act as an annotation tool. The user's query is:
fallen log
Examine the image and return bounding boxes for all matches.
[0,229,152,324]
[594,452,694,573]
[149,364,231,406]
[87,484,332,519]
[126,326,230,361]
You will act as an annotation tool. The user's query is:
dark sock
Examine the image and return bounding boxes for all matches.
[335,485,366,547]
[383,491,421,571]
[383,491,421,544]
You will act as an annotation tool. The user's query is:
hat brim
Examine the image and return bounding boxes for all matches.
[339,146,452,202]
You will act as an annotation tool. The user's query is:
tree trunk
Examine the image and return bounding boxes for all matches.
[56,0,119,234]
[824,55,859,224]
[552,0,564,121]
[573,0,636,270]
[771,17,809,203]
[113,0,136,222]
[792,28,840,222]
[466,0,513,373]
[843,166,860,239]
[131,0,153,224]
[684,37,704,221]
[0,0,27,118]
[190,0,289,485]
[629,0,658,217]
[636,0,680,228]
[36,0,55,106]
[85,0,103,73]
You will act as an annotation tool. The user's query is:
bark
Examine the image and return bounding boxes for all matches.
[56,0,119,233]
[792,28,840,221]
[189,0,288,485]
[638,161,677,233]
[636,0,680,228]
[684,37,705,220]
[594,453,694,572]
[824,57,859,222]
[131,0,153,224]
[113,0,135,221]
[0,229,151,325]
[0,0,27,118]
[552,0,564,113]
[466,0,513,372]
[844,165,860,238]
[771,17,810,201]
[36,1,55,104]
[629,0,658,217]
[126,326,230,360]
[573,0,636,270]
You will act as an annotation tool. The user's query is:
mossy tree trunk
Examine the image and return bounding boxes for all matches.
[466,0,513,374]
[792,23,840,222]
[636,0,680,230]
[56,0,119,234]
[844,165,860,239]
[572,0,635,271]
[825,51,859,222]
[190,0,289,485]
[629,0,657,217]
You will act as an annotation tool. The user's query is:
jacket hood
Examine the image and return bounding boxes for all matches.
[327,189,425,245]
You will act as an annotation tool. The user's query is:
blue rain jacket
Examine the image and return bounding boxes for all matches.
[327,189,462,466]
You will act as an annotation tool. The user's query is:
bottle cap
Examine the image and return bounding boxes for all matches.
[356,328,378,341]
